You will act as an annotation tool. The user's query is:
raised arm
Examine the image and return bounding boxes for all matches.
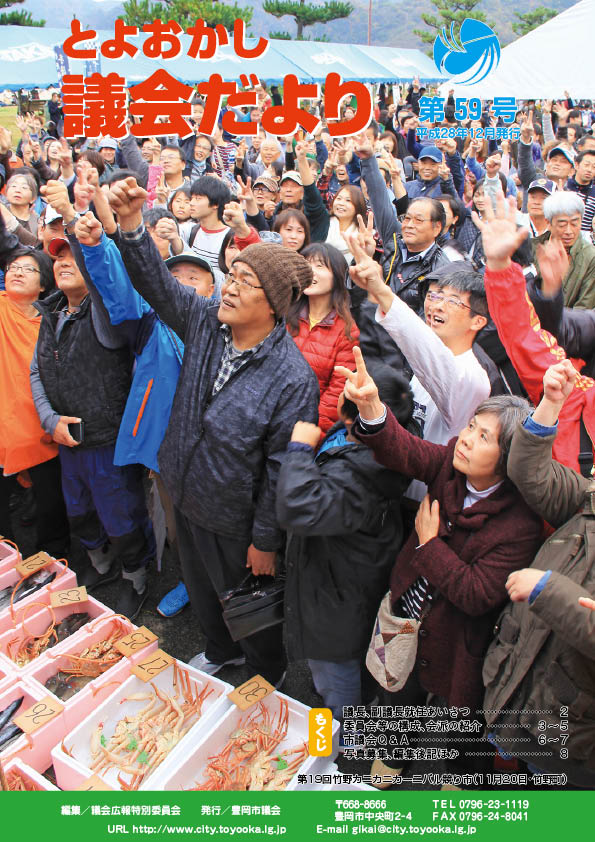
[507,361,591,527]
[337,346,447,486]
[108,177,200,341]
[346,232,489,429]
[119,133,149,188]
[356,135,401,248]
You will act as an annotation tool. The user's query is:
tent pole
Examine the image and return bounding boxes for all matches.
[368,0,372,45]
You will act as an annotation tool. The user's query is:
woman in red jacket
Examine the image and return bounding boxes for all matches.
[287,243,359,433]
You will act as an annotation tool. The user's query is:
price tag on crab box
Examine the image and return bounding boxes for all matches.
[50,586,88,608]
[16,551,52,578]
[228,674,275,711]
[115,626,158,658]
[75,774,113,791]
[13,695,64,734]
[131,649,174,682]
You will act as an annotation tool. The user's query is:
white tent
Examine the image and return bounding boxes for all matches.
[438,0,595,99]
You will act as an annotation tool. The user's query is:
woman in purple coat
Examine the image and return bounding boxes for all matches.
[338,345,543,786]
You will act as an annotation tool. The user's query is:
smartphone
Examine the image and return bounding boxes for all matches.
[68,421,84,444]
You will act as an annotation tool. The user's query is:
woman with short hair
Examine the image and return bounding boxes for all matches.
[338,346,543,785]
[0,245,69,554]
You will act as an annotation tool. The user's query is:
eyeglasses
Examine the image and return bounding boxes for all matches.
[253,186,274,193]
[426,290,473,312]
[6,264,40,275]
[402,214,433,226]
[224,273,263,292]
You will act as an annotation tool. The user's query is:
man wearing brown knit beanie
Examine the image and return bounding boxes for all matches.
[109,177,319,687]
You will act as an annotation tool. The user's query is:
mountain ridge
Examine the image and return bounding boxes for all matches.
[18,0,576,49]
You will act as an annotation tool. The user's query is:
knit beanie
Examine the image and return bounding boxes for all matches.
[231,243,313,319]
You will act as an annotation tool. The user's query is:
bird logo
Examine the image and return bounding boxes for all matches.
[433,19,501,85]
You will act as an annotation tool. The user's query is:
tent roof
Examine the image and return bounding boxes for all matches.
[356,44,447,84]
[438,0,595,99]
[0,25,445,89]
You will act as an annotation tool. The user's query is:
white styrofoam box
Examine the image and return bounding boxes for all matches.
[0,559,77,635]
[0,594,113,675]
[153,690,340,792]
[3,756,59,791]
[52,659,233,791]
[0,659,14,693]
[0,540,20,575]
[0,677,67,769]
[25,614,158,730]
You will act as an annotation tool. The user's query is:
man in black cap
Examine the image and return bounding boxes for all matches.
[519,178,555,240]
[108,177,319,685]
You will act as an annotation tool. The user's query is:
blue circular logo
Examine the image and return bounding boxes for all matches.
[433,18,501,85]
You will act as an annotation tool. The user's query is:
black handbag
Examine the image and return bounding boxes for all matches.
[219,573,285,642]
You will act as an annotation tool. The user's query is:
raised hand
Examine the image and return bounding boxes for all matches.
[15,114,27,132]
[443,137,457,156]
[74,167,95,212]
[155,174,168,205]
[40,179,73,220]
[542,360,578,405]
[153,216,180,243]
[334,345,384,422]
[438,161,451,181]
[352,132,374,160]
[222,200,249,235]
[108,177,148,229]
[58,137,73,168]
[536,239,569,298]
[235,175,254,202]
[294,141,307,161]
[0,126,11,155]
[345,230,388,306]
[74,211,103,246]
[520,112,534,143]
[355,212,376,257]
[471,194,529,270]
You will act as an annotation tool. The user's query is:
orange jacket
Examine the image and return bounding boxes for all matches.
[0,292,58,474]
[484,263,595,474]
[290,306,359,433]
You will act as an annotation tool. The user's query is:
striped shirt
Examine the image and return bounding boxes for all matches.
[567,177,595,233]
[190,225,229,274]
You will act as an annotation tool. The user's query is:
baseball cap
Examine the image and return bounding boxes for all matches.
[165,253,214,277]
[418,146,443,163]
[253,176,278,193]
[528,178,556,195]
[98,137,118,150]
[48,237,70,257]
[280,170,303,186]
[43,205,64,224]
[548,146,575,165]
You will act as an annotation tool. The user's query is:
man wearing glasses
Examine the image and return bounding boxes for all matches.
[344,235,490,505]
[354,135,455,316]
[108,177,318,686]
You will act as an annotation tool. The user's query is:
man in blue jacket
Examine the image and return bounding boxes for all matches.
[108,177,319,686]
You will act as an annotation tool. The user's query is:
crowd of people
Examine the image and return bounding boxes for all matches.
[0,81,594,789]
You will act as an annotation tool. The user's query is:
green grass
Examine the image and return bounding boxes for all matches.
[0,106,19,147]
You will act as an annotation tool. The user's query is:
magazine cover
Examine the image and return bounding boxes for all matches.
[0,0,593,837]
